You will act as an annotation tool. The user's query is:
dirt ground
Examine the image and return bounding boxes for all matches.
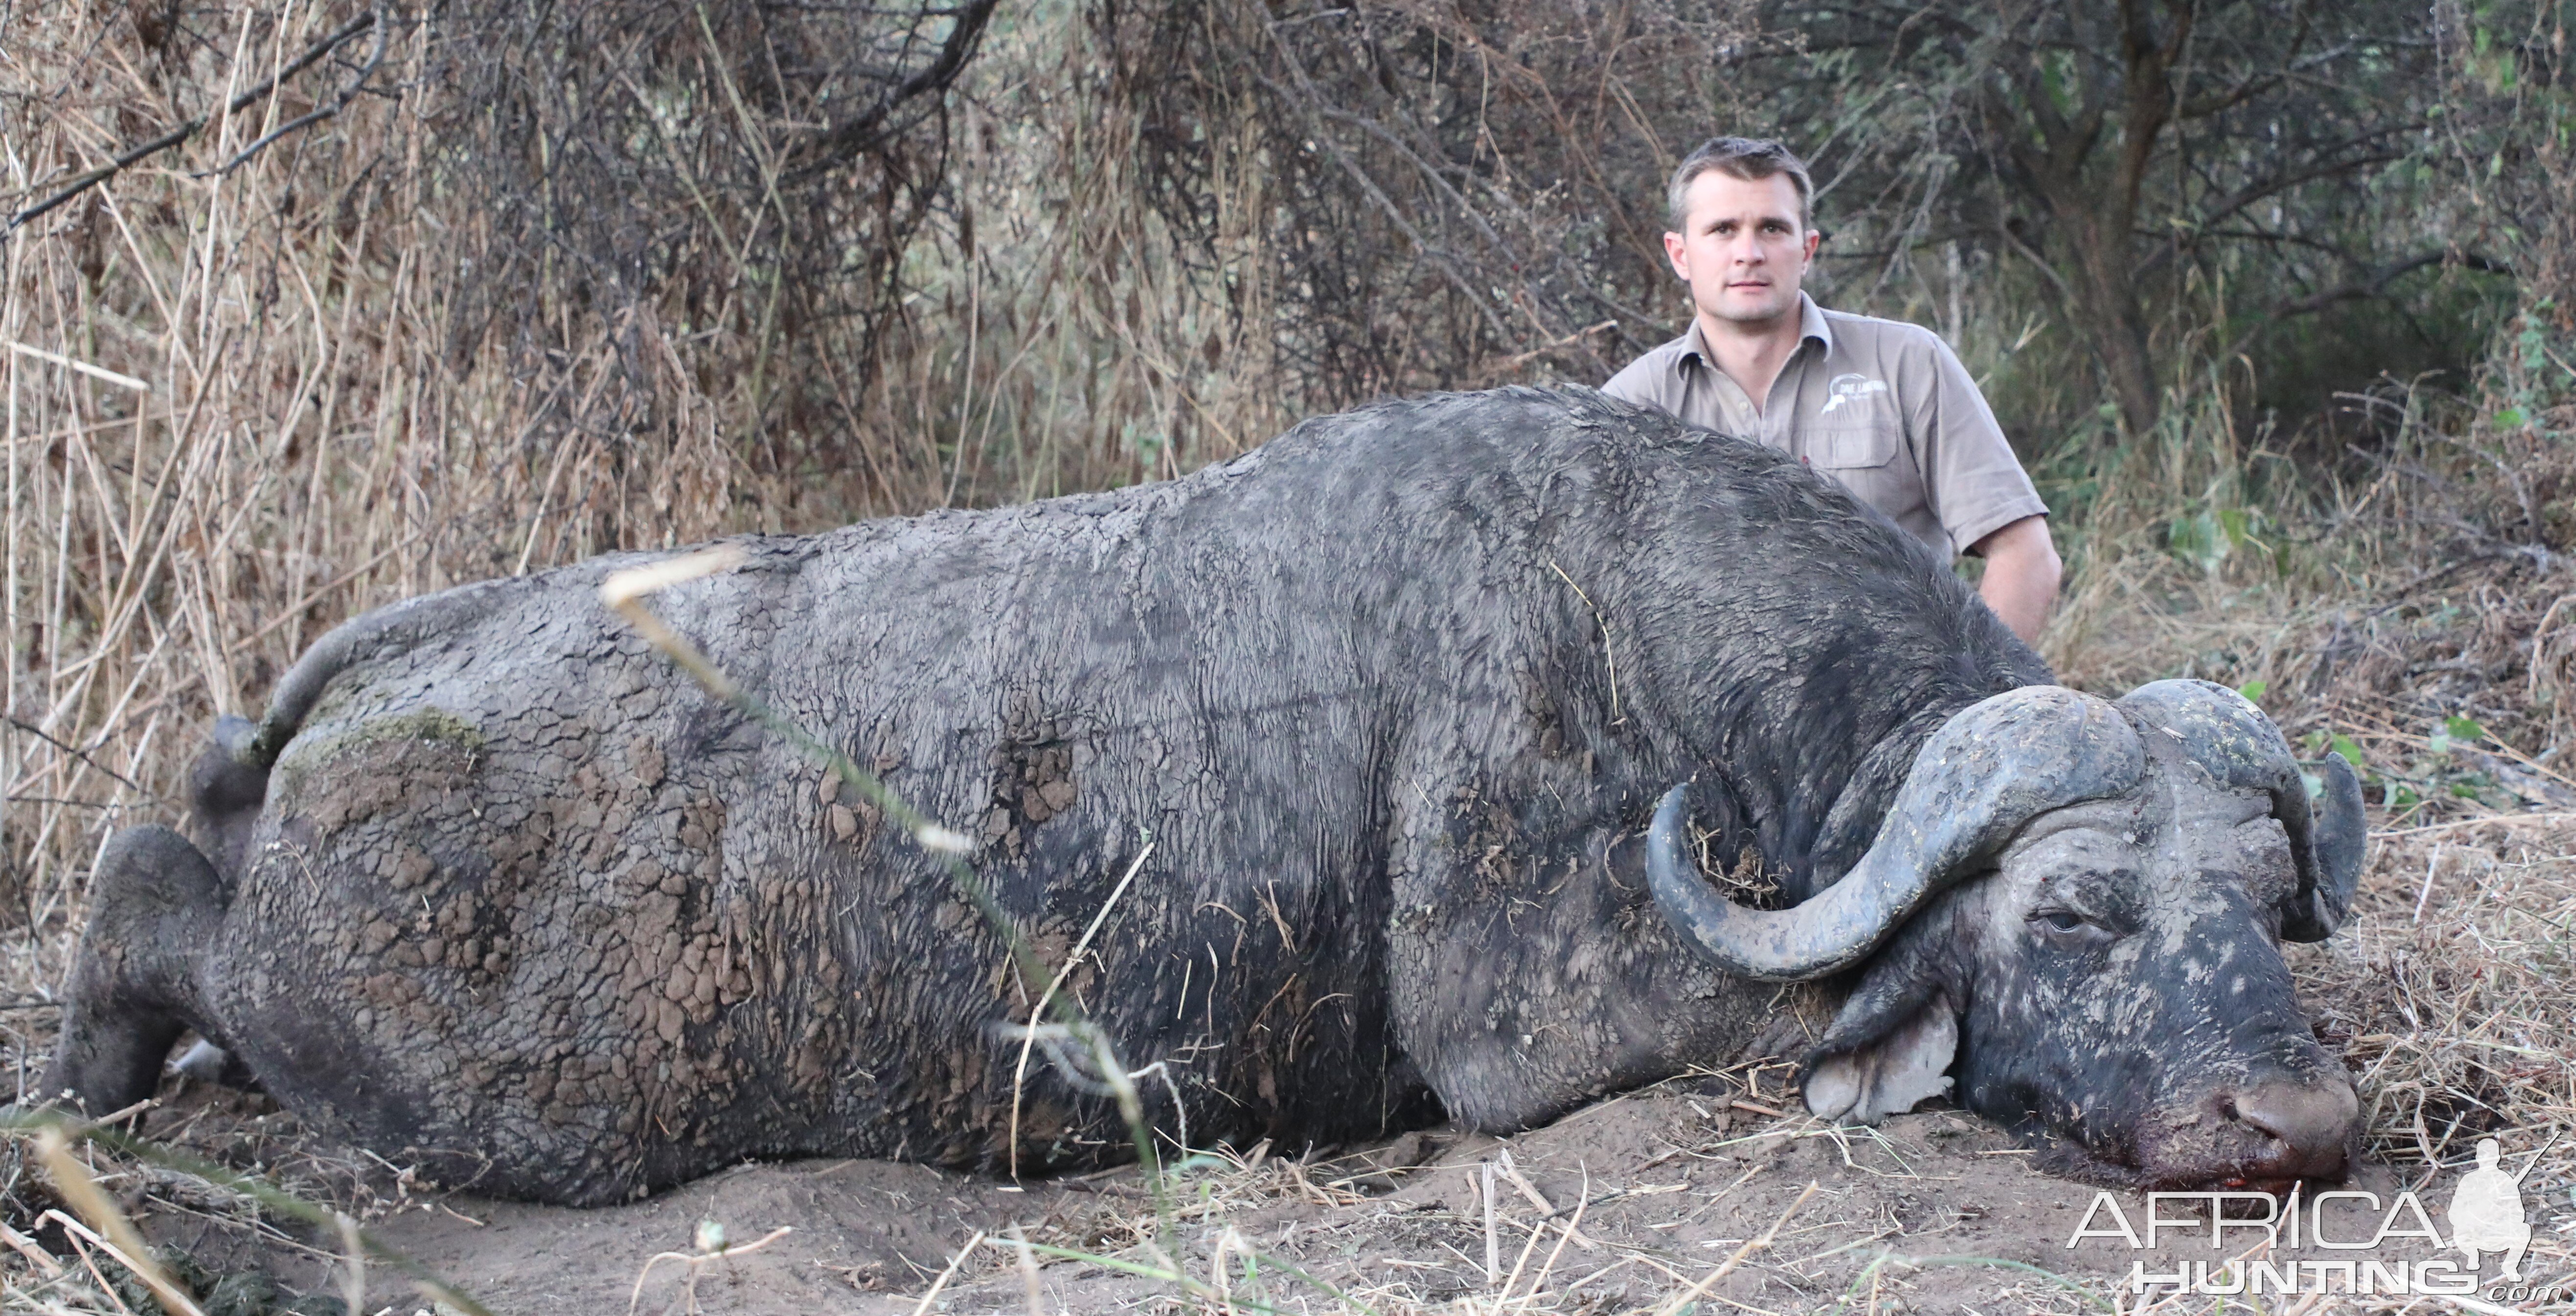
[70,1059,2567,1316]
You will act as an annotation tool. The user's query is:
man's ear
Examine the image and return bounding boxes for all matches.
[1801,931,1960,1125]
[1664,229,1691,282]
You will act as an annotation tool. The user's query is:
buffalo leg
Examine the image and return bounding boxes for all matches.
[43,825,225,1114]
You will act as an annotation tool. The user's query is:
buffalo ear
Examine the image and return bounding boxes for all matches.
[1800,949,1959,1125]
[2283,754,2365,942]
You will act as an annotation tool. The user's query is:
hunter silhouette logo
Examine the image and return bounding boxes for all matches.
[2447,1137,2536,1279]
[2066,1131,2563,1298]
[1818,372,1889,415]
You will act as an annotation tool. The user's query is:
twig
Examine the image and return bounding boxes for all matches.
[1495,319,1619,372]
[789,0,1000,179]
[2,1109,496,1315]
[201,3,390,178]
[903,1230,985,1316]
[46,1213,140,1316]
[3,716,152,795]
[336,1211,365,1316]
[0,1221,63,1278]
[5,341,148,392]
[75,1098,157,1132]
[1008,1226,1045,1316]
[1494,1189,1552,1303]
[1482,1161,1500,1283]
[32,1127,204,1316]
[1495,1148,1597,1249]
[1523,1173,1589,1300]
[3,11,379,234]
[1547,559,1621,724]
[626,1225,794,1315]
[1010,842,1155,1180]
[1652,1180,1819,1316]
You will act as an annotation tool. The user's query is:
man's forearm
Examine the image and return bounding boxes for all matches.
[1972,516,2062,645]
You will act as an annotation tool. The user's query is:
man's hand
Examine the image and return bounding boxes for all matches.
[1971,516,2061,645]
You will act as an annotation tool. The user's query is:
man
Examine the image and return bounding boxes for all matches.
[2447,1137,2532,1280]
[1604,137,2061,643]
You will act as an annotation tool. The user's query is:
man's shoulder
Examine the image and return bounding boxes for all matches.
[1612,328,1701,374]
[1602,328,1700,404]
[1816,306,1950,359]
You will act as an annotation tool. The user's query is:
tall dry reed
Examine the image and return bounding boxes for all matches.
[0,0,1308,937]
[2,0,2564,937]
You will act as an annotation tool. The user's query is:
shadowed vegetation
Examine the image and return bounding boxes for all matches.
[2,0,2575,1309]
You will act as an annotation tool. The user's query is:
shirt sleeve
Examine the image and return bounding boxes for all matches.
[1903,330,2048,556]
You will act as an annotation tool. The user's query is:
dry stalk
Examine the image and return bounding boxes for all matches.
[903,1229,987,1316]
[1482,1160,1500,1284]
[31,1126,201,1316]
[1495,1148,1597,1250]
[625,1225,794,1316]
[334,1210,364,1316]
[1009,843,1155,1181]
[1008,1225,1046,1316]
[1652,1180,1820,1316]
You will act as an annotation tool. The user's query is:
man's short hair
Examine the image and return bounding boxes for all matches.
[1665,137,1814,232]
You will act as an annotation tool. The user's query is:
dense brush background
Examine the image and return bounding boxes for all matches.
[3,0,2576,1263]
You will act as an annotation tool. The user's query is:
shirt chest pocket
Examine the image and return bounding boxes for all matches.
[1809,426,1899,470]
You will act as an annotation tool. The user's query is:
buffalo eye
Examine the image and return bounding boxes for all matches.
[2027,907,2115,948]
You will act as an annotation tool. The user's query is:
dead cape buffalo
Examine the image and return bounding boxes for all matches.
[46,387,2366,1204]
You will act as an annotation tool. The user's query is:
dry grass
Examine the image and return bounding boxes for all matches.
[4,0,2575,1310]
[0,0,1325,931]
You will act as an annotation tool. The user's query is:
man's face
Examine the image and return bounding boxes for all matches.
[1664,170,1819,330]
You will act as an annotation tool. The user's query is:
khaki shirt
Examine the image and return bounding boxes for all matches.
[1601,295,2046,558]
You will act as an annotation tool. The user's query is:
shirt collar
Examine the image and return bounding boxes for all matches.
[1679,292,1833,372]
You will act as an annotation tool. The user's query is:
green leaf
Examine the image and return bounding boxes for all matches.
[2217,507,2256,548]
[2330,734,2365,770]
[2167,511,2229,573]
[2236,680,2268,702]
[2444,714,2486,743]
[2428,729,2452,755]
[2497,408,2526,427]
[2452,782,2484,800]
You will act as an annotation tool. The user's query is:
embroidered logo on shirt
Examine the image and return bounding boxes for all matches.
[1819,373,1890,415]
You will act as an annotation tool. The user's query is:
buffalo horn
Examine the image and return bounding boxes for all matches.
[1646,684,2145,981]
[2112,679,2362,940]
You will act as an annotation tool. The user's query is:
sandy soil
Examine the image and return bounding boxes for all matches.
[103,1065,2568,1316]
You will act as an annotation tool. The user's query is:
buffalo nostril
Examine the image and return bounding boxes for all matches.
[2227,1078,2360,1177]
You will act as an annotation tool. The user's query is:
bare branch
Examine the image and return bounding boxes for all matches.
[787,0,997,182]
[199,4,389,179]
[3,11,377,236]
[2220,250,2515,362]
